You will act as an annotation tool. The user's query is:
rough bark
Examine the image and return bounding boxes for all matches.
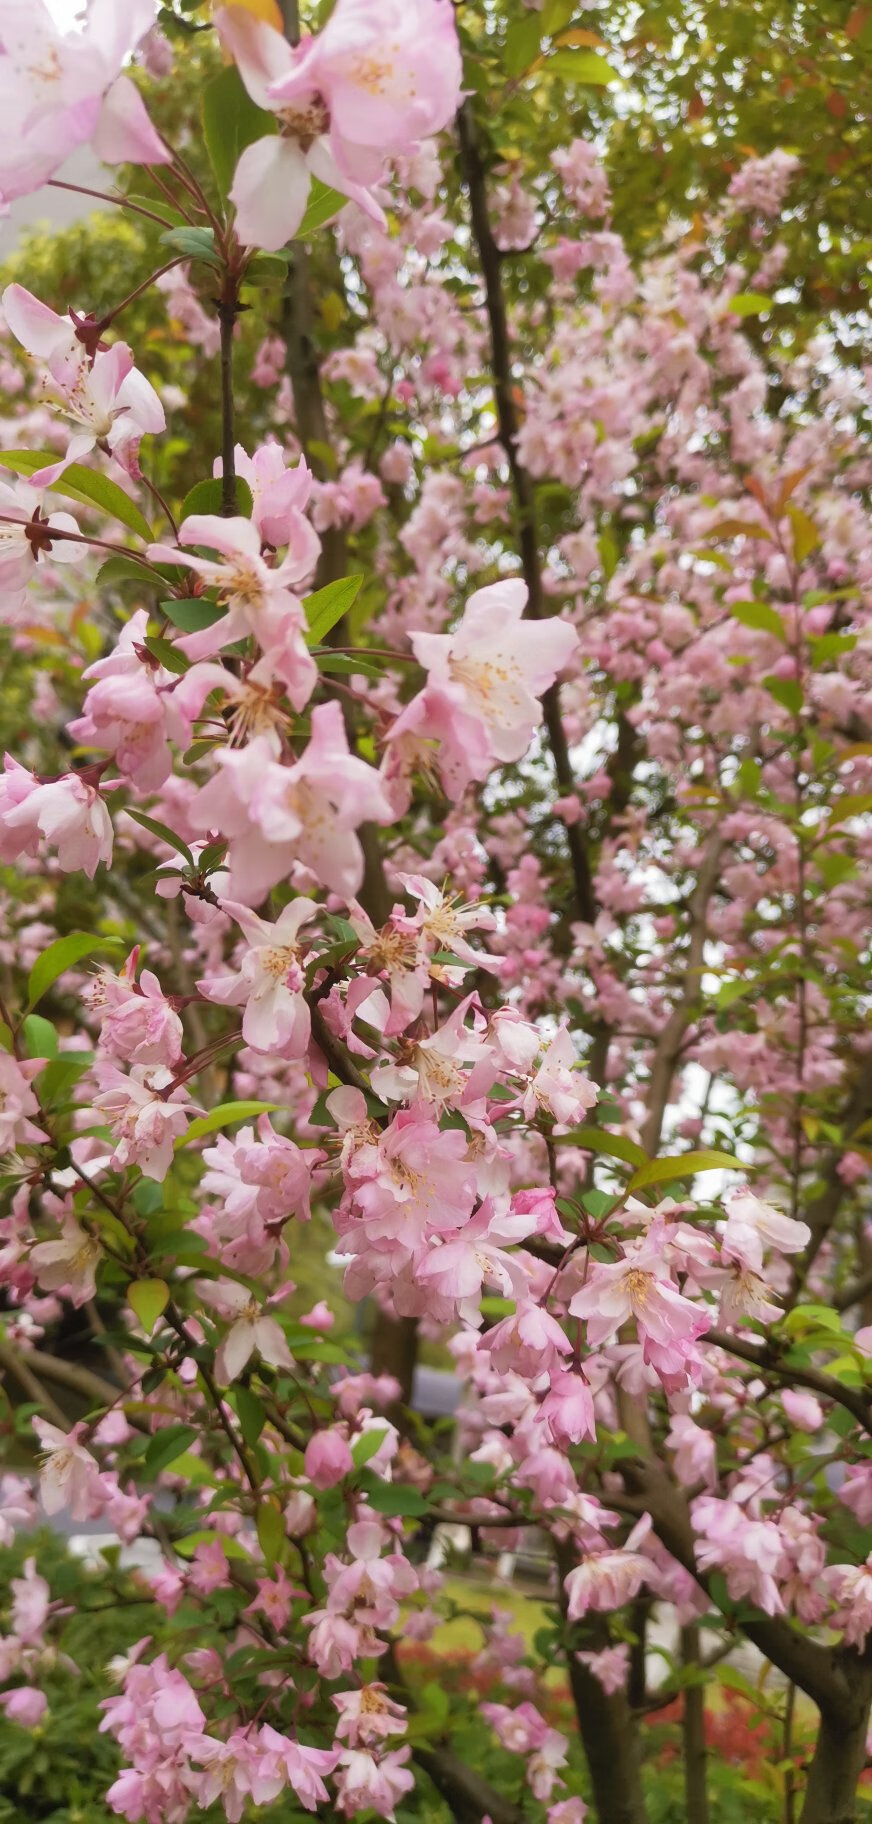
[799,1684,872,1824]
[555,1546,650,1824]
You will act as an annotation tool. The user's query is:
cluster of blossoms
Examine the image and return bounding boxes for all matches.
[0,1,869,1821]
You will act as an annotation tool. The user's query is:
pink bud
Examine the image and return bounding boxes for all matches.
[304,1429,354,1489]
[0,1686,47,1727]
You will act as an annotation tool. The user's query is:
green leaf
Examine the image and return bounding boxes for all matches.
[257,1498,285,1564]
[553,1124,646,1168]
[180,1101,279,1145]
[174,1529,250,1561]
[243,253,290,287]
[764,675,803,716]
[22,1013,58,1059]
[505,13,541,75]
[548,47,619,82]
[627,1149,741,1191]
[129,1278,170,1335]
[235,1386,266,1448]
[202,64,276,198]
[728,292,774,316]
[351,1427,389,1468]
[295,178,347,238]
[787,504,820,561]
[304,574,364,645]
[730,600,786,640]
[360,1478,428,1517]
[179,476,253,523]
[160,224,222,268]
[716,977,757,1010]
[0,452,153,542]
[125,810,194,866]
[27,931,124,1011]
[161,595,228,633]
[143,635,189,675]
[143,1424,198,1479]
[96,554,161,591]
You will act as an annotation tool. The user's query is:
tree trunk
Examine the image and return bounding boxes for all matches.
[800,1697,872,1824]
[564,1643,650,1824]
[554,1545,650,1824]
[680,1624,710,1824]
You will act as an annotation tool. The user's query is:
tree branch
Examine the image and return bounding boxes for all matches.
[456,100,596,928]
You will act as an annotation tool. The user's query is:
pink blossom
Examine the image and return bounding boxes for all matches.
[483,1300,573,1378]
[575,1644,630,1696]
[538,1368,597,1446]
[0,476,82,617]
[0,1686,47,1727]
[564,1547,649,1618]
[821,1556,872,1647]
[2,287,165,481]
[781,1388,824,1433]
[0,0,167,208]
[257,1727,338,1810]
[91,1064,192,1180]
[0,1053,47,1149]
[149,514,316,703]
[390,579,578,793]
[720,1190,811,1273]
[69,611,190,792]
[304,1428,354,1488]
[2,770,113,877]
[199,896,316,1053]
[202,1280,294,1383]
[569,1237,710,1380]
[32,1418,103,1520]
[333,1683,407,1747]
[10,1556,49,1643]
[86,949,184,1069]
[31,1214,103,1307]
[335,1745,414,1821]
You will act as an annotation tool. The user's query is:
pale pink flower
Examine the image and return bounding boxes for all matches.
[10,1556,49,1643]
[575,1644,630,1696]
[334,1745,414,1821]
[569,1239,710,1377]
[86,949,184,1069]
[32,1418,102,1520]
[230,442,321,560]
[0,1054,47,1149]
[721,1190,811,1273]
[538,1368,597,1446]
[821,1557,872,1647]
[149,514,316,703]
[564,1547,649,1619]
[2,771,113,877]
[483,1300,572,1378]
[2,286,165,481]
[333,1683,407,1748]
[91,1064,192,1180]
[69,611,190,792]
[244,702,393,902]
[781,1388,824,1433]
[202,1280,294,1383]
[198,896,316,1053]
[390,579,578,793]
[0,1686,47,1727]
[0,0,167,208]
[304,1429,354,1488]
[522,1026,598,1125]
[257,1727,338,1810]
[31,1214,103,1307]
[0,476,82,618]
[665,1413,717,1489]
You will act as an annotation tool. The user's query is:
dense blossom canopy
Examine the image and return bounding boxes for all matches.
[0,2,869,1822]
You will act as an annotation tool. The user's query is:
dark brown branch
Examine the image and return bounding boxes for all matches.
[456,101,595,927]
[707,1329,872,1435]
[640,829,722,1155]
